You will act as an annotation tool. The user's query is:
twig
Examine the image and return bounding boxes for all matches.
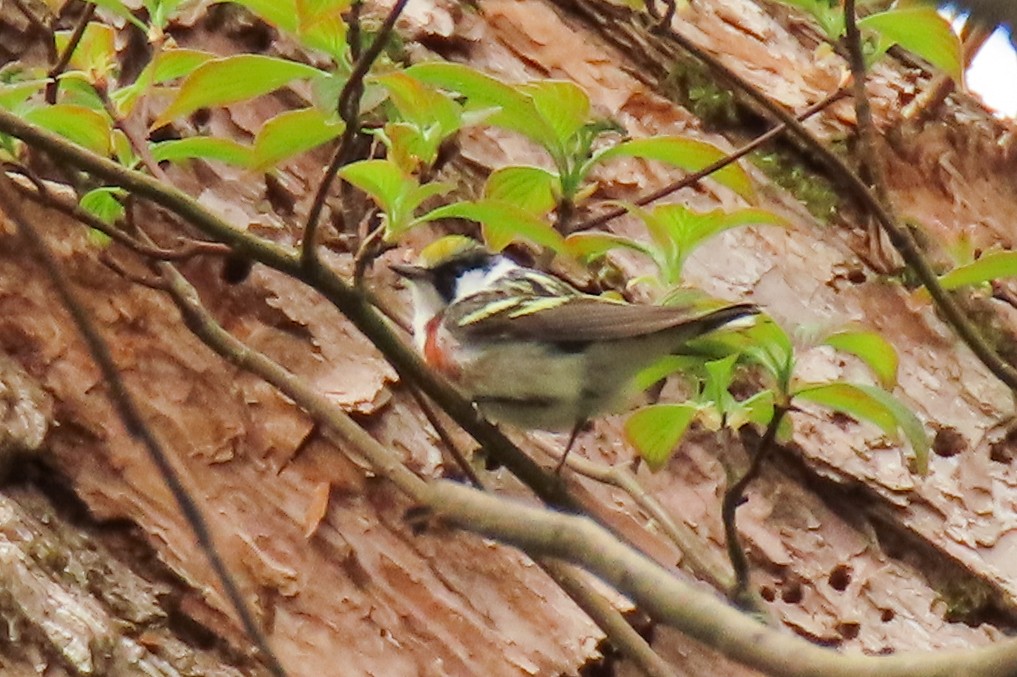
[45,2,97,104]
[721,407,786,603]
[0,175,287,677]
[533,435,734,591]
[302,0,410,268]
[571,87,848,233]
[9,173,230,260]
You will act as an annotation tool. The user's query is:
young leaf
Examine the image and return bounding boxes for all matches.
[54,22,115,80]
[0,80,47,111]
[150,137,254,167]
[794,382,897,437]
[518,80,590,148]
[421,200,566,252]
[23,104,112,155]
[79,186,125,225]
[339,159,413,219]
[484,166,559,216]
[374,71,462,139]
[823,329,898,389]
[625,403,700,471]
[113,49,217,113]
[252,108,344,169]
[793,382,929,473]
[859,7,963,85]
[85,0,149,31]
[595,136,755,200]
[226,0,300,34]
[563,231,652,263]
[937,250,1017,290]
[295,0,351,59]
[404,62,557,149]
[630,354,708,392]
[154,55,325,127]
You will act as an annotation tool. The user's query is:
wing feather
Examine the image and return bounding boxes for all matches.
[450,295,758,343]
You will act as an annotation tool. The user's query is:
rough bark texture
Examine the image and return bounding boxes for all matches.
[2,0,1017,675]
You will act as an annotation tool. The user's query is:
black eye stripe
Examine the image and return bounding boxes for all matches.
[430,253,494,302]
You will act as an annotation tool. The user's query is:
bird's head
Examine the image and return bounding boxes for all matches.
[392,236,518,336]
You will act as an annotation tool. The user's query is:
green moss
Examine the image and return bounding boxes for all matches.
[751,149,839,222]
[935,576,995,623]
[661,59,739,129]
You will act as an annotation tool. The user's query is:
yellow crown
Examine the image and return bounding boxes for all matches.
[417,235,484,267]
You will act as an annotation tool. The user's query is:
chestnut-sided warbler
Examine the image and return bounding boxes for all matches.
[392,236,758,466]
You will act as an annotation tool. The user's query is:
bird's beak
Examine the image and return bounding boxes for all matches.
[390,263,430,280]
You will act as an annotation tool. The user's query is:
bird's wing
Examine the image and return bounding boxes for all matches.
[449,293,758,344]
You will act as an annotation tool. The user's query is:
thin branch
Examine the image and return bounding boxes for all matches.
[302,0,410,267]
[45,2,97,104]
[721,407,786,602]
[9,173,230,260]
[533,435,734,592]
[572,87,849,233]
[0,175,286,677]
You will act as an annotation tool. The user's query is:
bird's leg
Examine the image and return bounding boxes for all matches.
[554,420,586,474]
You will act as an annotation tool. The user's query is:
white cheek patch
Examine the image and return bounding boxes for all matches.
[453,258,519,301]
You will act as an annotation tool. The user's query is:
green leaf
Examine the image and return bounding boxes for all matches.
[375,71,462,138]
[727,389,775,429]
[795,382,929,474]
[824,329,898,389]
[252,108,344,169]
[226,0,299,33]
[339,158,412,217]
[421,200,565,253]
[563,231,652,263]
[0,80,46,111]
[339,159,452,237]
[79,186,125,225]
[84,0,149,31]
[794,382,897,436]
[597,136,754,200]
[859,7,963,85]
[938,250,1017,290]
[113,48,217,112]
[150,137,253,166]
[295,0,351,59]
[630,354,708,392]
[702,354,738,409]
[484,166,559,216]
[54,23,116,79]
[405,62,557,149]
[518,80,590,147]
[23,104,112,155]
[624,404,699,471]
[154,55,325,127]
[737,317,795,395]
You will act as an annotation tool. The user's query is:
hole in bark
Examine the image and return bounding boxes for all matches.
[880,608,895,623]
[932,425,966,458]
[828,564,851,591]
[759,585,776,602]
[846,268,867,284]
[836,621,860,640]
[780,580,803,604]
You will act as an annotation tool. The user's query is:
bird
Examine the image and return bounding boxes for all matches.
[392,235,759,470]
